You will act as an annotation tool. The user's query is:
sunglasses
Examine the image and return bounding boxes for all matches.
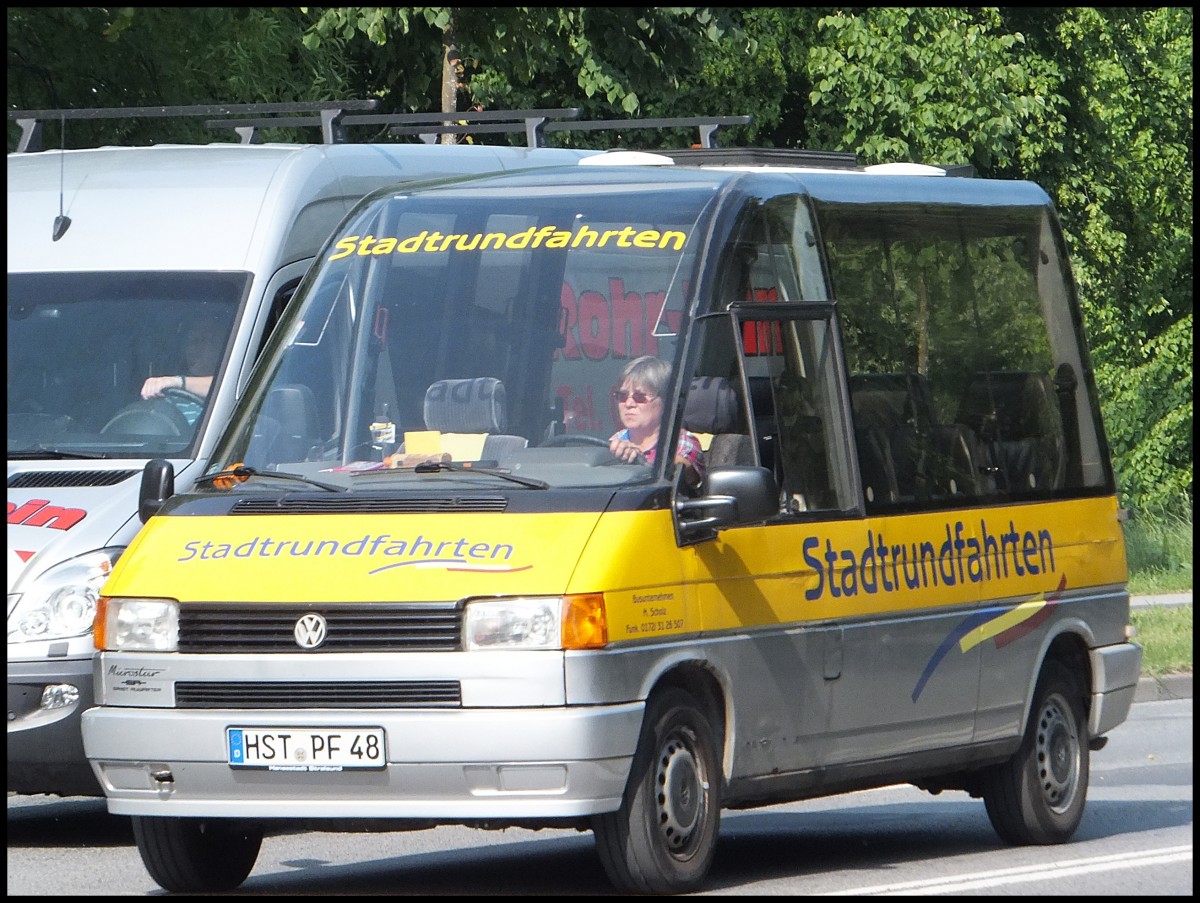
[612,389,657,405]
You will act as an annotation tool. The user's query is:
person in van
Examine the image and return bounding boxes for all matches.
[138,314,224,425]
[608,355,705,485]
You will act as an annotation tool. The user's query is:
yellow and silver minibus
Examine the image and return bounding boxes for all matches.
[82,148,1141,894]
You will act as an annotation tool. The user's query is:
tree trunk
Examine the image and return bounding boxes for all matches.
[440,10,459,145]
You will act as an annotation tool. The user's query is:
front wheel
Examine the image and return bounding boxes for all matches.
[132,815,263,893]
[981,660,1089,844]
[592,687,722,894]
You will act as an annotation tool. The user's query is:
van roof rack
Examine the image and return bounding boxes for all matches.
[8,103,968,175]
[7,101,381,153]
[225,110,751,149]
[8,103,753,152]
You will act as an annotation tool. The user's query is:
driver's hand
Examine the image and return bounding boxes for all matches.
[609,437,645,463]
[141,376,180,399]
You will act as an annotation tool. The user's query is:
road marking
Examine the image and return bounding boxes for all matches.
[830,845,1192,895]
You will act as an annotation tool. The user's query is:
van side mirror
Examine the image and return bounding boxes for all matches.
[676,465,778,541]
[139,458,175,523]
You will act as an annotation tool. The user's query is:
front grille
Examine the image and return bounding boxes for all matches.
[175,680,461,708]
[178,604,463,653]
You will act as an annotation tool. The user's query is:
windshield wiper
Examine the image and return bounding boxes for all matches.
[358,459,549,489]
[9,447,109,460]
[195,465,345,493]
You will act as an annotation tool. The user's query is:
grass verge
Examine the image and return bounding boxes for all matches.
[1125,503,1192,596]
[1130,604,1192,677]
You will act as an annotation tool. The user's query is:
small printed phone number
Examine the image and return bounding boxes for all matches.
[625,619,685,634]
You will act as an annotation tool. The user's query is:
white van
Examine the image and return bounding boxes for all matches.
[6,104,597,795]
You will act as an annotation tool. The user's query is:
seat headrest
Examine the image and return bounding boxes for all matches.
[850,373,934,427]
[683,376,742,434]
[424,378,507,433]
[959,371,1059,439]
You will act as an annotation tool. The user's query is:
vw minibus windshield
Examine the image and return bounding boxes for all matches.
[7,272,245,459]
[212,175,721,489]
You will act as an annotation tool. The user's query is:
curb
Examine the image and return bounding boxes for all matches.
[1134,671,1193,703]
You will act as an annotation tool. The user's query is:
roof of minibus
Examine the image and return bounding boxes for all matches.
[387,159,1054,209]
[6,142,598,274]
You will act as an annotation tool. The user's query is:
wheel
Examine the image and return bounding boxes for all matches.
[593,687,722,894]
[132,815,263,893]
[981,660,1089,845]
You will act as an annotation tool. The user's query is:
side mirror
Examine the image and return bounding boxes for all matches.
[676,465,778,541]
[139,458,175,523]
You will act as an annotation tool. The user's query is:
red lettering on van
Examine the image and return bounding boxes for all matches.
[558,278,678,362]
[6,499,87,531]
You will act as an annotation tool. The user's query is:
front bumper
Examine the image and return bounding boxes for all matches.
[82,702,644,820]
[8,656,102,796]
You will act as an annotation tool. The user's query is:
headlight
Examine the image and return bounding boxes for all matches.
[7,548,124,643]
[94,598,179,651]
[463,594,607,651]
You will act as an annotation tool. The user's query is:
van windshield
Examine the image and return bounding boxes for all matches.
[7,272,244,459]
[212,175,720,489]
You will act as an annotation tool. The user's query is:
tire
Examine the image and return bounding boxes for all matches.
[982,660,1089,845]
[132,815,263,893]
[592,687,722,894]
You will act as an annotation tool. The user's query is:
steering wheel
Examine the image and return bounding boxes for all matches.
[100,396,190,437]
[160,385,207,407]
[540,433,611,449]
[541,432,650,465]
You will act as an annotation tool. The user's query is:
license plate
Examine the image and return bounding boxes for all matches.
[227,727,386,771]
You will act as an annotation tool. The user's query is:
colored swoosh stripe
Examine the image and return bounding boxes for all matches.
[368,559,531,575]
[911,608,1001,703]
[912,576,1069,702]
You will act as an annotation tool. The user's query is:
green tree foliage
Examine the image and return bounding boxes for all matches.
[5,7,1191,511]
[6,7,354,146]
[1026,8,1192,513]
[302,7,748,132]
[796,7,1192,512]
[802,8,1066,169]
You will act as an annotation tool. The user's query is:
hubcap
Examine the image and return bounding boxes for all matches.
[655,733,708,854]
[1035,693,1079,812]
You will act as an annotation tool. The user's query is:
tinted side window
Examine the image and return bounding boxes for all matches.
[822,204,1111,512]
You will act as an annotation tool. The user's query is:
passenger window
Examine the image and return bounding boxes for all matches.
[823,205,1105,512]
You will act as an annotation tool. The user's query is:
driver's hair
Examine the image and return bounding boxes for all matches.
[618,355,671,399]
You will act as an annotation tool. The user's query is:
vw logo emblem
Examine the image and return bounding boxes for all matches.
[294,613,328,649]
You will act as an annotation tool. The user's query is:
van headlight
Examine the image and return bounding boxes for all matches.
[7,548,124,643]
[94,598,179,652]
[463,594,608,650]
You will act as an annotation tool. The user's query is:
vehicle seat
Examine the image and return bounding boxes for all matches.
[850,372,988,502]
[419,377,528,461]
[261,383,319,462]
[682,376,755,467]
[849,374,921,503]
[957,370,1066,492]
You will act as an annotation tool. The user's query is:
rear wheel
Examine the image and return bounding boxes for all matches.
[132,815,263,893]
[593,687,722,894]
[982,660,1089,844]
